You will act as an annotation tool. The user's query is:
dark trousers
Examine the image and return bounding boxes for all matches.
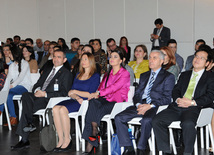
[152,104,200,153]
[82,97,116,147]
[115,105,157,150]
[16,92,49,141]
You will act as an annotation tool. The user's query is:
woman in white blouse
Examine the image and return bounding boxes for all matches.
[0,46,32,126]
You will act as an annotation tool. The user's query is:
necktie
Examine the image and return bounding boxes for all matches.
[42,68,56,91]
[146,72,156,104]
[184,72,198,99]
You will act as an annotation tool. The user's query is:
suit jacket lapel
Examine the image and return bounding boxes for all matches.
[194,70,207,98]
[152,68,164,88]
[48,67,63,86]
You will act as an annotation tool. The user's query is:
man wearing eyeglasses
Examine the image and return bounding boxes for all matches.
[152,47,214,155]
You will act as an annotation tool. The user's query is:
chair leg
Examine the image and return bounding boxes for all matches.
[206,125,209,149]
[4,103,11,130]
[75,118,79,151]
[151,129,156,155]
[18,101,22,120]
[169,128,177,154]
[208,124,214,153]
[194,134,198,155]
[0,111,2,125]
[107,121,111,155]
[200,127,204,148]
[159,151,163,155]
[81,115,85,152]
[42,115,45,127]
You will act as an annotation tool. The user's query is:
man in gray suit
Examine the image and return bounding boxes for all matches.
[150,18,171,50]
[185,39,206,71]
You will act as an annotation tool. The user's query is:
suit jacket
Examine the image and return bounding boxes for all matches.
[32,66,72,98]
[172,70,214,108]
[185,55,194,71]
[133,68,175,107]
[151,26,171,48]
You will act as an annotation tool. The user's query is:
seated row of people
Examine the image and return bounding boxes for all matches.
[0,39,214,154]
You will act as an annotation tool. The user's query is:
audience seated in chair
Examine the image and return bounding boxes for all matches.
[22,46,38,73]
[11,49,72,150]
[52,52,100,152]
[152,47,214,155]
[128,44,149,79]
[0,45,32,126]
[82,48,130,154]
[115,50,175,155]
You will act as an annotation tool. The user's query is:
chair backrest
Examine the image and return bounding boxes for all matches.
[77,100,89,116]
[157,105,168,113]
[128,86,135,102]
[31,73,40,85]
[110,102,133,119]
[197,108,214,127]
[0,89,9,105]
[46,97,70,109]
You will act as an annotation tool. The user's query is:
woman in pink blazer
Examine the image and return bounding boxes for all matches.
[82,47,130,154]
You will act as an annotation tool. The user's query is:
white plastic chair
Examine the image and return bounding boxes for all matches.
[14,73,40,120]
[127,105,168,155]
[166,108,214,155]
[81,86,135,154]
[44,97,89,151]
[0,90,11,130]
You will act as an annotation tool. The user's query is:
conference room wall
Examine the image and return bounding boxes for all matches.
[0,0,213,64]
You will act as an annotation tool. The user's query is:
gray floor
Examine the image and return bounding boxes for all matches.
[0,115,212,155]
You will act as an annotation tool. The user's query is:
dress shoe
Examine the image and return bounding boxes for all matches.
[11,140,30,150]
[137,149,146,155]
[58,140,72,152]
[82,146,96,155]
[53,146,61,152]
[23,123,36,132]
[122,149,135,155]
[4,117,18,126]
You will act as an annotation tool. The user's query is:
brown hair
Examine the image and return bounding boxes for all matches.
[77,52,96,79]
[160,46,176,70]
[119,36,128,47]
[134,44,148,60]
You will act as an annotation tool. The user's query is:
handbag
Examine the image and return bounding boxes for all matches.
[111,134,121,155]
[40,108,58,152]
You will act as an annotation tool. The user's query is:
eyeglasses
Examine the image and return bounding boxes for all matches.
[194,55,207,61]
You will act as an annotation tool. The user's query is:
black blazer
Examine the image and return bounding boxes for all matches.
[32,66,72,98]
[133,68,175,107]
[151,26,170,48]
[172,70,214,108]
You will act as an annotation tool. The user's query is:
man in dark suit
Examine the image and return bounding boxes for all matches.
[115,50,175,155]
[152,48,214,155]
[150,18,171,50]
[11,49,72,150]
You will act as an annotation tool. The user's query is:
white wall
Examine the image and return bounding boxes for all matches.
[0,0,214,65]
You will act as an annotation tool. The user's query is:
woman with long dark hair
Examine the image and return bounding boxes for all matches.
[0,47,31,126]
[52,52,100,152]
[58,38,69,52]
[119,36,131,63]
[22,46,38,73]
[82,47,130,154]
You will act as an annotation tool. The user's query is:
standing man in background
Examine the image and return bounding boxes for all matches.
[150,18,170,50]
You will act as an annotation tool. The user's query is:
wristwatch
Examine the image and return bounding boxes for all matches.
[191,100,195,106]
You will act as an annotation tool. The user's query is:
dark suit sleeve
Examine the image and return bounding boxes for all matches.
[46,70,72,98]
[126,46,131,62]
[160,27,170,45]
[172,72,185,102]
[194,73,214,108]
[151,73,175,107]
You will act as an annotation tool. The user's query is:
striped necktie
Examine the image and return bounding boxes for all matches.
[146,72,156,104]
[184,72,198,99]
[42,68,56,91]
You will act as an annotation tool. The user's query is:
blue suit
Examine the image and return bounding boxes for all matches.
[115,68,175,150]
